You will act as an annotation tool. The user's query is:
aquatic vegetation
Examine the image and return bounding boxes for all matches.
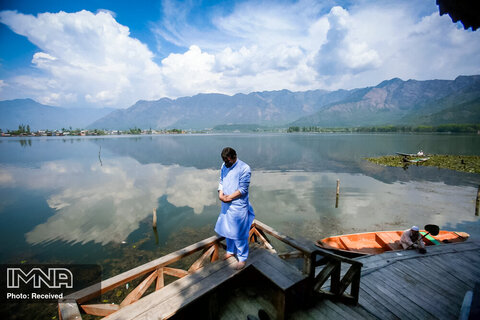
[366,155,480,174]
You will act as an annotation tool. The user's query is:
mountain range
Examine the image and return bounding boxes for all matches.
[292,75,480,127]
[1,75,479,131]
[0,99,114,131]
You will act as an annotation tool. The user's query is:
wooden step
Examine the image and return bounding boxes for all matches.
[251,250,308,320]
[252,250,306,291]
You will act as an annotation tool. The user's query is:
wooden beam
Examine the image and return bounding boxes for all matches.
[58,301,82,320]
[316,290,356,305]
[156,268,164,291]
[337,264,359,296]
[120,270,157,307]
[303,252,313,278]
[349,264,361,303]
[163,267,189,278]
[254,229,276,253]
[278,250,303,259]
[256,228,271,243]
[211,243,219,262]
[188,245,215,273]
[313,248,364,266]
[253,220,362,282]
[65,235,223,304]
[249,227,257,243]
[330,259,341,295]
[253,220,312,254]
[254,220,362,266]
[80,304,120,317]
[313,260,340,291]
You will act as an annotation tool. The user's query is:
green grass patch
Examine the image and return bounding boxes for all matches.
[365,155,480,174]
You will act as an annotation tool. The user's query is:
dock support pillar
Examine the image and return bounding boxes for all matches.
[335,179,340,208]
[153,208,157,228]
[476,185,480,216]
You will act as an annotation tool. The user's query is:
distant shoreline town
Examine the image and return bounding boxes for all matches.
[1,124,479,137]
[0,125,186,137]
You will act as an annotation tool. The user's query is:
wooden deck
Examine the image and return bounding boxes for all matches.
[289,240,480,320]
[59,220,337,320]
[99,247,307,320]
[59,222,479,320]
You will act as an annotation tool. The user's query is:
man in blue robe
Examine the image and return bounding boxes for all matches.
[215,147,255,270]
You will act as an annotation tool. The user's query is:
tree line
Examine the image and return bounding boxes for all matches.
[287,124,480,133]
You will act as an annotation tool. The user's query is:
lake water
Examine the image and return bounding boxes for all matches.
[0,133,479,275]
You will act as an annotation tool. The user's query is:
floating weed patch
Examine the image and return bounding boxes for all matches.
[365,155,480,174]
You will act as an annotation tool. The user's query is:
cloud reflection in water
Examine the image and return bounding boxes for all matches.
[0,157,477,246]
[0,157,218,245]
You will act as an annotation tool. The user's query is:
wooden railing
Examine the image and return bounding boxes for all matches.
[59,220,363,319]
[249,220,314,275]
[58,235,224,319]
[250,220,363,304]
[310,248,363,304]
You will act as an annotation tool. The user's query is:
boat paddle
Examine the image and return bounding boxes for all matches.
[406,224,440,250]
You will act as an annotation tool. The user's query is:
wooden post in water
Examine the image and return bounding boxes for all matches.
[153,208,157,228]
[335,179,340,208]
[476,185,480,216]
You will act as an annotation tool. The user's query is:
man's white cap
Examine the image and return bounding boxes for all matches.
[411,226,419,231]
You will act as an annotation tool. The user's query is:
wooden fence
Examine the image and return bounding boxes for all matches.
[59,235,224,319]
[251,220,363,304]
[59,219,362,319]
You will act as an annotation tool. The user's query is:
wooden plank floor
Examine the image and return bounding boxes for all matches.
[290,240,480,320]
[103,246,307,320]
[105,240,479,319]
[216,241,480,320]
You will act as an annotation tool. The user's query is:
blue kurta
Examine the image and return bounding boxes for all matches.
[214,159,255,240]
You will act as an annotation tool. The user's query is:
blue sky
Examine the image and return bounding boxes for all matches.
[0,0,479,109]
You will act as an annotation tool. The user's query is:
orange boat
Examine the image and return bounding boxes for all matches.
[316,229,469,257]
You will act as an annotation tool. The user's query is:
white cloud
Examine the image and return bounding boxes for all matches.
[329,3,480,87]
[0,10,164,107]
[160,45,222,96]
[0,0,479,108]
[154,0,480,92]
[314,6,381,79]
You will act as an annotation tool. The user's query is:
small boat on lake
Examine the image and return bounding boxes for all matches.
[406,157,430,163]
[316,229,469,257]
[396,151,430,163]
[396,151,425,157]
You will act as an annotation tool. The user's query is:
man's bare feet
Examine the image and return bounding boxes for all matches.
[236,261,246,270]
[223,253,235,260]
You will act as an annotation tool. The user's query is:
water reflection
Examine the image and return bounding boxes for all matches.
[0,134,479,264]
[1,158,475,247]
[95,134,480,186]
[0,158,218,245]
[19,139,32,147]
[250,171,479,242]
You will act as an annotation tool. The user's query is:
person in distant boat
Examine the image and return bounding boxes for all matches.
[400,226,426,253]
[215,147,255,270]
